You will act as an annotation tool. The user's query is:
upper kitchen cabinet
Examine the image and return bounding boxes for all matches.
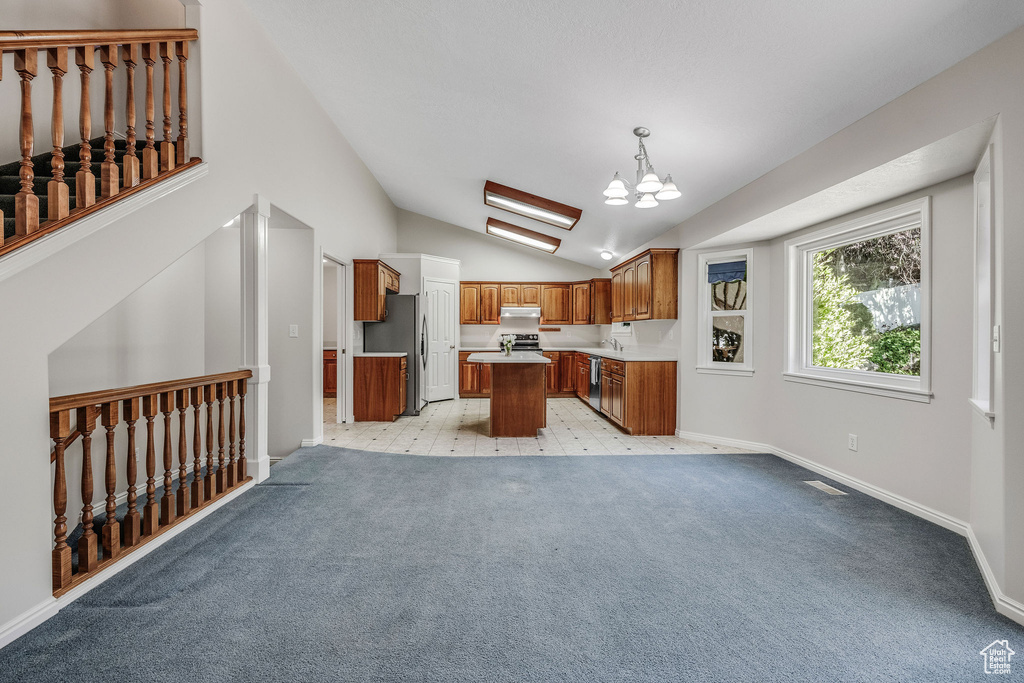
[354,259,401,321]
[540,284,571,325]
[610,249,678,322]
[572,279,611,325]
[460,282,500,325]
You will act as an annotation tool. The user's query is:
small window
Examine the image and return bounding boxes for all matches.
[698,249,753,375]
[784,198,931,401]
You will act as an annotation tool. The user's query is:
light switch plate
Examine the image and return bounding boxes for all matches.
[289,325,299,338]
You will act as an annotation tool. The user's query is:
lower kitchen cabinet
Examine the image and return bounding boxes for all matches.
[596,359,676,435]
[459,352,491,397]
[575,353,590,399]
[323,349,338,398]
[353,355,407,421]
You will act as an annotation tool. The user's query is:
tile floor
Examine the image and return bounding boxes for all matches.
[322,397,753,456]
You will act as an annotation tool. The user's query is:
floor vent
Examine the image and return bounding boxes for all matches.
[804,480,848,496]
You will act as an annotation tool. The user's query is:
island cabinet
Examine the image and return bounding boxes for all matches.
[458,352,491,397]
[609,249,679,322]
[323,350,338,398]
[354,260,401,321]
[354,355,407,422]
[460,283,500,324]
[599,359,676,435]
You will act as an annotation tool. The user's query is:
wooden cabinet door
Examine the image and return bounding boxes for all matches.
[520,284,541,307]
[571,283,591,324]
[500,284,520,307]
[540,285,571,325]
[600,371,612,415]
[577,363,589,399]
[460,283,480,324]
[634,255,652,320]
[623,264,637,321]
[542,352,560,393]
[323,358,337,397]
[560,352,575,392]
[592,279,611,325]
[459,360,479,395]
[480,284,501,324]
[397,362,407,416]
[609,374,624,425]
[611,271,624,322]
[480,362,492,395]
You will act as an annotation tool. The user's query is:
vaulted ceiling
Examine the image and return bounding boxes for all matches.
[241,0,1024,267]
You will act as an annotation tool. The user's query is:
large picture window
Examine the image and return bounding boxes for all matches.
[698,249,753,375]
[785,198,931,401]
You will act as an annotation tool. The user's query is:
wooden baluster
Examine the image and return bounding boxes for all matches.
[175,41,189,166]
[122,397,141,547]
[74,46,96,210]
[159,42,175,172]
[238,379,247,481]
[47,47,70,222]
[100,402,120,560]
[204,384,215,500]
[159,391,176,526]
[216,382,227,494]
[141,43,158,180]
[141,395,159,535]
[227,380,237,488]
[14,49,39,236]
[121,44,140,188]
[77,406,99,573]
[175,389,190,516]
[190,386,204,509]
[0,57,3,243]
[50,410,72,591]
[99,45,119,199]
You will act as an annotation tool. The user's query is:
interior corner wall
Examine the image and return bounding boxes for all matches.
[395,209,603,281]
[0,0,398,634]
[204,226,242,374]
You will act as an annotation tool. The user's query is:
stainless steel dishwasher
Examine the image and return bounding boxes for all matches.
[589,355,602,410]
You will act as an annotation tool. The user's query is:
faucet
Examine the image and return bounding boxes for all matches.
[601,338,622,352]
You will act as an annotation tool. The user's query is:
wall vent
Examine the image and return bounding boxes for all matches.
[804,480,848,496]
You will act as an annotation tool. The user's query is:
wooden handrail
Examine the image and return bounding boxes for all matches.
[50,370,250,412]
[0,29,198,51]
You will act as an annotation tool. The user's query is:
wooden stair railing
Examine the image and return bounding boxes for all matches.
[0,29,200,259]
[49,370,250,596]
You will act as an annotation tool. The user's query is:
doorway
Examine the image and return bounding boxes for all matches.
[322,256,347,423]
[423,277,457,401]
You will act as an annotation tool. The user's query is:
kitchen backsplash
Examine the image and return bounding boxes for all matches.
[459,318,680,352]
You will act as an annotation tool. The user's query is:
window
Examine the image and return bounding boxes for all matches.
[698,249,753,375]
[971,145,995,420]
[784,198,931,401]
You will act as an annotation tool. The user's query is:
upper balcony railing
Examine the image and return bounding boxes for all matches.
[0,29,200,259]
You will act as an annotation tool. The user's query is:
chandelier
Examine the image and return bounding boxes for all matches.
[602,127,680,208]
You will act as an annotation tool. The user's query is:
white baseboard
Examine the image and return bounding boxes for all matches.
[300,436,324,448]
[675,428,1024,627]
[0,480,255,651]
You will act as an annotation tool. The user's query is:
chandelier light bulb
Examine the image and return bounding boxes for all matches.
[603,173,629,198]
[604,196,628,206]
[635,193,659,208]
[655,175,681,200]
[636,171,663,193]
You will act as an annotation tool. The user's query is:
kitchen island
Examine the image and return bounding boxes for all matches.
[467,352,551,437]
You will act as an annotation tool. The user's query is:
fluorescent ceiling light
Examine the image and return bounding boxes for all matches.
[486,218,561,253]
[484,181,582,230]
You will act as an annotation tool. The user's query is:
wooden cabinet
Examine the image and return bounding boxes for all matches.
[560,352,576,392]
[610,249,678,322]
[459,352,491,397]
[575,354,590,400]
[354,260,401,321]
[500,284,521,307]
[592,279,611,325]
[600,369,625,426]
[460,283,500,325]
[521,284,541,307]
[598,359,675,435]
[542,351,560,393]
[353,355,406,421]
[323,349,338,398]
[540,284,571,325]
[571,283,591,324]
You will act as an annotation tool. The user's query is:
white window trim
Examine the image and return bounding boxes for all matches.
[783,197,932,402]
[697,247,754,376]
[970,144,996,422]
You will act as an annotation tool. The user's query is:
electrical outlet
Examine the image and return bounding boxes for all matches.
[848,434,858,452]
[289,325,299,338]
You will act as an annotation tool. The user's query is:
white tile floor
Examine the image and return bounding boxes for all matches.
[322,398,754,456]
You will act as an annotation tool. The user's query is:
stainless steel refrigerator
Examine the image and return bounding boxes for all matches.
[363,294,425,416]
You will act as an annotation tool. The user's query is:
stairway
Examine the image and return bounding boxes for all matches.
[0,138,146,242]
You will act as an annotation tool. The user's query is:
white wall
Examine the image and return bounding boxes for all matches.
[203,225,241,374]
[322,261,338,347]
[0,0,398,634]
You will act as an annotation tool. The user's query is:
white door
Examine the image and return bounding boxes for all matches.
[424,278,457,401]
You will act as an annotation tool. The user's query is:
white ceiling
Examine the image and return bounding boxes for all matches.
[241,0,1024,268]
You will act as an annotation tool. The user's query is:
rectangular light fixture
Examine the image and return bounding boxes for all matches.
[486,218,561,253]
[484,181,582,230]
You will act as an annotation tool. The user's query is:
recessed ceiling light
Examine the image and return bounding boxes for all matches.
[486,218,561,253]
[484,181,582,230]
[600,250,614,260]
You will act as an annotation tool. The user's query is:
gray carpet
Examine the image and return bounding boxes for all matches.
[1,448,1020,682]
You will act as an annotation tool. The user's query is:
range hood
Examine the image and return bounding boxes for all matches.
[500,307,541,318]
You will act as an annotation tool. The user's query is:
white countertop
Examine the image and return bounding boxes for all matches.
[323,346,337,351]
[467,352,552,364]
[354,352,408,358]
[460,346,677,362]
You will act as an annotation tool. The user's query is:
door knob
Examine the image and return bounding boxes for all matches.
[450,344,455,349]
